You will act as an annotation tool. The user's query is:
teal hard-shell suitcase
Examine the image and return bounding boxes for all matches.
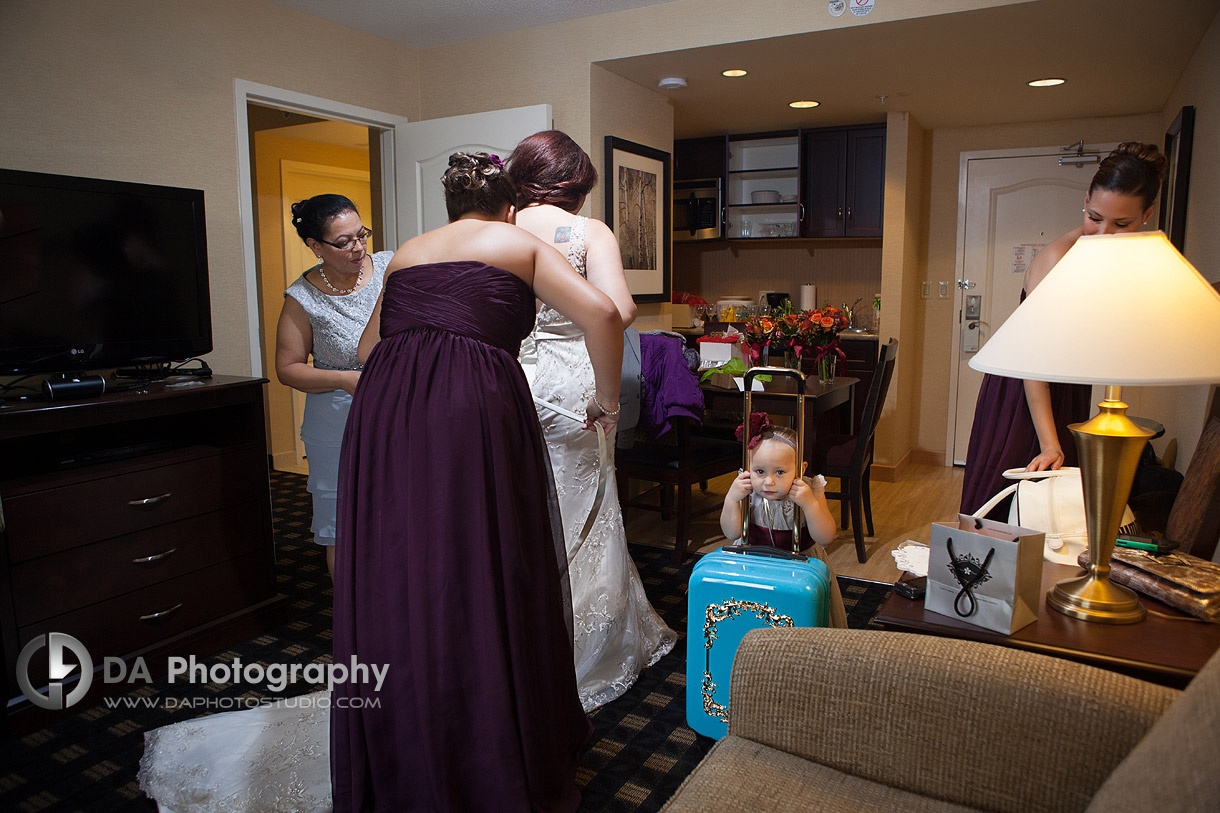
[686,545,831,739]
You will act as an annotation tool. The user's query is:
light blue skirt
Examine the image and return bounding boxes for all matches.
[300,388,353,546]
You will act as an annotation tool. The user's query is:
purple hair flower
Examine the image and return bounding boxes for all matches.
[488,153,504,168]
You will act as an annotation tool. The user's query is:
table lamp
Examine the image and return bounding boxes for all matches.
[969,232,1220,624]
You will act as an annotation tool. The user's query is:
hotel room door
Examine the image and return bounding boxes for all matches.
[949,145,1117,466]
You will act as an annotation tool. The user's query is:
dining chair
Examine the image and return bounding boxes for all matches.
[616,417,741,562]
[810,339,898,563]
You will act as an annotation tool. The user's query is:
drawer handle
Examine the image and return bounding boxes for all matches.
[132,548,177,565]
[139,603,184,622]
[129,492,173,508]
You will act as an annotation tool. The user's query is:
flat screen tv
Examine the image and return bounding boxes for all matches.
[0,168,212,376]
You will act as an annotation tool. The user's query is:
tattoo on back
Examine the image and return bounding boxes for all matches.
[554,226,571,243]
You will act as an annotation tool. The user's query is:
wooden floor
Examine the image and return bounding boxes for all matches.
[623,462,965,582]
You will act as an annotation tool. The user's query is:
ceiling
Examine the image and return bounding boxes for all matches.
[262,0,1220,138]
[603,0,1220,136]
[262,0,681,48]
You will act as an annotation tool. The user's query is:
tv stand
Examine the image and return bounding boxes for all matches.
[0,376,280,731]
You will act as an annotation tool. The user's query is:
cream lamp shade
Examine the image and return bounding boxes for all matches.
[969,232,1220,384]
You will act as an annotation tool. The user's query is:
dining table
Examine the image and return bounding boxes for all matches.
[699,373,859,469]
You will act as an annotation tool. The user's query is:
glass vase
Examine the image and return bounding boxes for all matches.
[817,354,837,384]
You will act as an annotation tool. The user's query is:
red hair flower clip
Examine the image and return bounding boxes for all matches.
[735,411,772,450]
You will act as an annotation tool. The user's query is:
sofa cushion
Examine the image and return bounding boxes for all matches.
[1085,646,1220,812]
[662,735,974,812]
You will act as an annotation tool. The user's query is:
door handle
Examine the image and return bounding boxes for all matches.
[837,207,843,220]
[957,279,977,290]
[139,603,184,622]
[846,205,852,221]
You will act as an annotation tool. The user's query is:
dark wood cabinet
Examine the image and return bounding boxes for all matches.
[674,135,727,182]
[801,125,886,238]
[0,376,279,729]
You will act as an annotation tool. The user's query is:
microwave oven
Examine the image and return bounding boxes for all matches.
[673,178,721,241]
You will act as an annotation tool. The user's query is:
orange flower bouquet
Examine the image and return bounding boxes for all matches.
[739,302,850,371]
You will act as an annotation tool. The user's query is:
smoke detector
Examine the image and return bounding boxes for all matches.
[657,77,688,90]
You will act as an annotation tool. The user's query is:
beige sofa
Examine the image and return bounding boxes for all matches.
[664,627,1219,812]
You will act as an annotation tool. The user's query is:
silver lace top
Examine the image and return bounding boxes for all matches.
[534,216,588,337]
[284,250,392,370]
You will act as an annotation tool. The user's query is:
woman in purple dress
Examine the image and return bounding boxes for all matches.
[960,142,1167,515]
[330,152,623,811]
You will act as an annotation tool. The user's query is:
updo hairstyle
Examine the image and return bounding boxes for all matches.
[441,152,516,222]
[507,130,598,213]
[1090,142,1169,211]
[290,194,358,244]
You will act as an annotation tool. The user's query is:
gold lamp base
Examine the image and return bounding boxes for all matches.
[1047,386,1153,625]
[1047,573,1146,624]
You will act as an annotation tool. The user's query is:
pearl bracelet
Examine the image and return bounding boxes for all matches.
[592,394,620,418]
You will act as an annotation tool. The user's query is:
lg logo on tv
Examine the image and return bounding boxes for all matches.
[16,632,93,710]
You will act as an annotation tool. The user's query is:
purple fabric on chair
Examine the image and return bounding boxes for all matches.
[638,334,704,440]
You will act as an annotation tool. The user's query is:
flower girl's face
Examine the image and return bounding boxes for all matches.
[749,438,800,502]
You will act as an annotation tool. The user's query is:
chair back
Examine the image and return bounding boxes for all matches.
[849,339,897,468]
[1165,415,1220,559]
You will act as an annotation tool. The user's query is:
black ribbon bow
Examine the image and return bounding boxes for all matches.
[946,537,994,618]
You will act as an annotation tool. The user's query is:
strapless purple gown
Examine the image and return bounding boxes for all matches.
[331,262,588,811]
[959,291,1091,516]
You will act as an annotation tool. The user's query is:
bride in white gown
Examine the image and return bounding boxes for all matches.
[510,131,676,711]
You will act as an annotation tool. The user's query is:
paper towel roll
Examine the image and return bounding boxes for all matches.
[799,284,817,311]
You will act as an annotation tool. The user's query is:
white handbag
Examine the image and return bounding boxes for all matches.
[972,467,1137,565]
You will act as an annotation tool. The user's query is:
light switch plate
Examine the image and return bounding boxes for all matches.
[938,281,951,299]
[921,281,932,299]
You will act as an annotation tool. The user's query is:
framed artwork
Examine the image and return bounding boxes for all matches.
[1159,106,1195,252]
[604,136,671,303]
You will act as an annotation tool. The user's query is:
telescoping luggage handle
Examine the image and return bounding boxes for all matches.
[740,366,807,554]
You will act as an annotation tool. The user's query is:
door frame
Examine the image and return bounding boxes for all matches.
[233,79,410,377]
[943,144,1093,466]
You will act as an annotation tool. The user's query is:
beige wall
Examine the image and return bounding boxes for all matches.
[914,112,1162,462]
[875,112,928,471]
[0,0,420,376]
[1130,8,1220,471]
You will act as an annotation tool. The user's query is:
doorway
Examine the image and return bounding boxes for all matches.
[946,144,1117,466]
[247,106,380,473]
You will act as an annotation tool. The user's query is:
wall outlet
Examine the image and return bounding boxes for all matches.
[938,281,951,299]
[920,281,932,299]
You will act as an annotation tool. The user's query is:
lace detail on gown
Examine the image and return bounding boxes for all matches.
[138,692,331,812]
[530,217,677,712]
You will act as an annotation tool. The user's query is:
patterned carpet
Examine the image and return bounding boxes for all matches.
[0,470,892,812]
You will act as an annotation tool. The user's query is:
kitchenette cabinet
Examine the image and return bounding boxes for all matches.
[802,125,886,238]
[675,123,885,241]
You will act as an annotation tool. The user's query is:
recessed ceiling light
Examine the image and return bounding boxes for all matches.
[789,100,820,109]
[722,69,747,77]
[1028,77,1066,87]
[657,76,688,90]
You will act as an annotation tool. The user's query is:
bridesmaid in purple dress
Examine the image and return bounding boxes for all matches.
[331,152,623,811]
[960,142,1167,515]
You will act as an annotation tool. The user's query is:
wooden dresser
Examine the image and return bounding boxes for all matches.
[0,376,279,729]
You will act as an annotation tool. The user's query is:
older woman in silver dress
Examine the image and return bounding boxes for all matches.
[275,194,392,577]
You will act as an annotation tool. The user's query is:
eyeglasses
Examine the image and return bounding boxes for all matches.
[318,227,372,251]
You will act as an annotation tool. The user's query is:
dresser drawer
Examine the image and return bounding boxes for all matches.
[11,502,270,625]
[4,450,266,562]
[17,553,276,691]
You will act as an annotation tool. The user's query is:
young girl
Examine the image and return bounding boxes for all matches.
[720,414,847,627]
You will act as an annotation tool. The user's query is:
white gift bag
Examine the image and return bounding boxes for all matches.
[927,514,1044,635]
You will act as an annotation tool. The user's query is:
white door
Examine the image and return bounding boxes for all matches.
[947,146,1117,465]
[394,105,552,239]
